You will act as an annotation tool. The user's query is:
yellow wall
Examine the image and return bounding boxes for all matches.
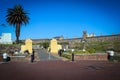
[21,39,32,53]
[50,39,62,54]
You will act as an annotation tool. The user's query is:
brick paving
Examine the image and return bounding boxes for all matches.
[0,60,120,80]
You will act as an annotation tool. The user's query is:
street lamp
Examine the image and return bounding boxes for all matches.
[82,39,86,51]
[72,49,74,61]
[72,49,74,52]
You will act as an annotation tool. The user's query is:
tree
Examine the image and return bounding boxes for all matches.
[42,42,50,49]
[6,5,29,44]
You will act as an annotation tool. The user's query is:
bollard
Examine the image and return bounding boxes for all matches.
[30,54,33,63]
[30,50,35,63]
[72,53,74,61]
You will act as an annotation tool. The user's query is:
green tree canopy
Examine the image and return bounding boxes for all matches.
[6,4,29,44]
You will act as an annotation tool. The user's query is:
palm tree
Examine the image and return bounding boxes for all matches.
[6,5,29,44]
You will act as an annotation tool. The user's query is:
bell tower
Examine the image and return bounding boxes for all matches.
[83,31,87,39]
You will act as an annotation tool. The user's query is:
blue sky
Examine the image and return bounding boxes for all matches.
[0,0,120,40]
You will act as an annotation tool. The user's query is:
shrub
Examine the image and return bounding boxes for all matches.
[61,53,71,59]
[39,42,50,49]
[73,51,89,54]
[65,50,89,54]
[109,55,120,62]
[87,48,96,53]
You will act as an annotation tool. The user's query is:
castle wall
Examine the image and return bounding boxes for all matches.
[32,34,120,48]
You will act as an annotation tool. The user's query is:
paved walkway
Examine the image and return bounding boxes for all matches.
[0,61,120,80]
[37,49,61,60]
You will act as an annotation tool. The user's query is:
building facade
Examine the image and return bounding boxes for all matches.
[0,33,12,44]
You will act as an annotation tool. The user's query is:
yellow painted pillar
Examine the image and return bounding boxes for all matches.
[21,39,32,54]
[50,39,62,54]
[25,39,32,53]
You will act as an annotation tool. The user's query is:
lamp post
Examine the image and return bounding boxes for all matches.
[72,49,74,62]
[82,39,86,51]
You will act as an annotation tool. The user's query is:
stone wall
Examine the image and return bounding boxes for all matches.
[10,56,29,62]
[32,39,50,44]
[31,34,120,51]
[74,53,108,61]
[86,34,120,42]
[32,34,120,48]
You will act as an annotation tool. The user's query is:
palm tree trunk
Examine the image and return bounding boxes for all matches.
[16,23,20,44]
